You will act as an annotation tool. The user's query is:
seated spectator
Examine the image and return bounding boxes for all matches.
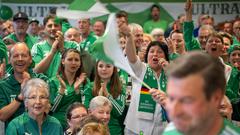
[6,78,63,135]
[65,102,88,135]
[219,95,233,120]
[74,114,103,134]
[77,122,109,135]
[88,96,112,125]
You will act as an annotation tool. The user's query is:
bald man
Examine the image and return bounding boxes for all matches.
[0,42,48,127]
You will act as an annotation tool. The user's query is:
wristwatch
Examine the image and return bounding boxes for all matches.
[15,95,23,103]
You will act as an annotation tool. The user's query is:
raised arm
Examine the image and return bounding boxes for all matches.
[183,0,201,51]
[119,24,137,63]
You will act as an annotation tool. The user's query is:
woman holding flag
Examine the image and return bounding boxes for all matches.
[84,60,126,135]
[120,24,169,135]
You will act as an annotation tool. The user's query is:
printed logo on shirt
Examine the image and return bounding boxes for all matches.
[10,95,16,102]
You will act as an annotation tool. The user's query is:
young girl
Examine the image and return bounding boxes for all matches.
[84,60,126,135]
[49,49,90,129]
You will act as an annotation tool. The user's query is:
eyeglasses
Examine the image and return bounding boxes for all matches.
[26,96,48,101]
[71,114,87,120]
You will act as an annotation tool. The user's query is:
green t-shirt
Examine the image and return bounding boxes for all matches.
[4,33,38,49]
[163,119,240,135]
[6,112,63,135]
[143,19,169,34]
[0,69,48,126]
[49,76,90,129]
[0,38,7,63]
[233,36,240,45]
[80,32,97,52]
[31,40,78,78]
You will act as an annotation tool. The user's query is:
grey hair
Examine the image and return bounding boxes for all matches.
[150,28,164,36]
[89,96,112,111]
[199,24,215,35]
[64,27,80,38]
[128,23,143,34]
[22,78,49,104]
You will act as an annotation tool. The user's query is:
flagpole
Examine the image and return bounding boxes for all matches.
[132,75,152,90]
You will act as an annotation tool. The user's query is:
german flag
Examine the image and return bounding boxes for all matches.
[140,86,150,95]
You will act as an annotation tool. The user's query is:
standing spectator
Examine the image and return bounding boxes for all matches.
[31,14,78,78]
[193,14,215,37]
[0,39,7,79]
[116,11,128,27]
[232,20,240,45]
[28,18,40,38]
[129,23,144,52]
[143,4,169,33]
[78,19,97,52]
[49,49,88,129]
[0,20,14,39]
[4,12,37,50]
[93,20,105,37]
[223,21,233,35]
[65,28,96,81]
[64,27,81,43]
[163,51,240,135]
[184,0,232,83]
[120,23,169,135]
[0,43,48,127]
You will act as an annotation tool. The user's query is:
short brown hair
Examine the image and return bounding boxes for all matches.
[167,51,226,100]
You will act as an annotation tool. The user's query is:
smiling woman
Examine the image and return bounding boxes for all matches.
[6,78,63,135]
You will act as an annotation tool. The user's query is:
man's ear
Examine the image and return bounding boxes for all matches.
[212,89,224,105]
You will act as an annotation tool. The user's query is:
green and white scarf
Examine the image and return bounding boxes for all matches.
[138,65,167,120]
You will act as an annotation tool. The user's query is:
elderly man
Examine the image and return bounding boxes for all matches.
[28,18,40,38]
[32,14,78,78]
[3,12,37,50]
[163,51,240,135]
[0,42,47,127]
[64,27,96,81]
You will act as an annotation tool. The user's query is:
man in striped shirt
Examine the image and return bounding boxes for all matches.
[163,51,240,135]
